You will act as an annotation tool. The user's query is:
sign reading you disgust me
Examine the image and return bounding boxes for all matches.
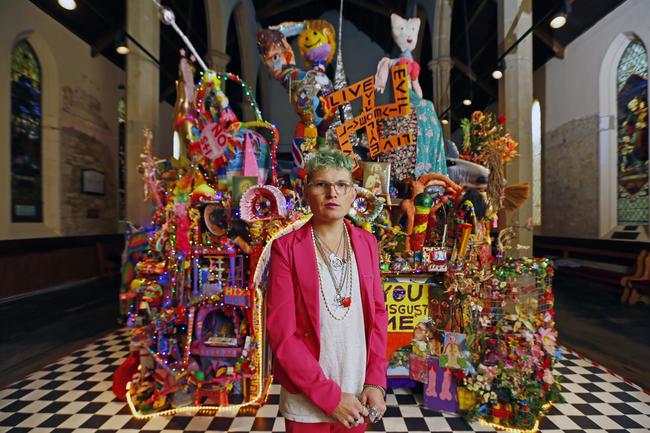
[383,282,431,333]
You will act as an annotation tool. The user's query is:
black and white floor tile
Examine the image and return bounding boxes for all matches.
[1,329,649,433]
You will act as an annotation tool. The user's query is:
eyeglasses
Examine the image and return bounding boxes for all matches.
[308,180,354,195]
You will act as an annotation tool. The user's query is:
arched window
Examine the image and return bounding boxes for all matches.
[616,39,648,225]
[11,40,42,222]
[531,100,542,226]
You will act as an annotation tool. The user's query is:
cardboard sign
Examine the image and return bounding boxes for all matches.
[383,282,430,333]
[424,357,459,413]
[224,286,250,307]
[326,64,413,165]
[199,122,229,160]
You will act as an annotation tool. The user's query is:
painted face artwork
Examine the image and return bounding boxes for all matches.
[298,28,331,64]
[390,14,421,53]
[297,20,336,68]
[256,29,296,78]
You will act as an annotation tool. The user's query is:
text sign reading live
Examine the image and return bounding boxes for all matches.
[383,282,430,332]
[325,64,413,165]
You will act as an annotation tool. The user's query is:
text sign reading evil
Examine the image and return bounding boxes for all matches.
[326,64,413,162]
[383,282,430,333]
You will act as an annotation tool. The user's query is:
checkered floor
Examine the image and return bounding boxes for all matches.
[1,329,649,433]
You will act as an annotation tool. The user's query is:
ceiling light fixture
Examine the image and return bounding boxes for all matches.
[550,0,571,29]
[115,31,130,55]
[58,0,77,10]
[492,60,505,80]
[549,13,567,29]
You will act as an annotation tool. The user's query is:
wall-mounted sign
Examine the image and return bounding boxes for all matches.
[81,169,105,195]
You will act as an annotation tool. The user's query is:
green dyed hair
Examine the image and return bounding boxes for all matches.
[305,148,355,179]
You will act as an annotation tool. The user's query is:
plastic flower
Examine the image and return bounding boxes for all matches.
[543,369,555,384]
[472,111,484,122]
[506,304,535,332]
[537,327,557,352]
[521,329,534,342]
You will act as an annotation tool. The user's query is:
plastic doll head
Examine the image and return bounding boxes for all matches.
[256,29,296,79]
[298,20,336,67]
[390,13,420,53]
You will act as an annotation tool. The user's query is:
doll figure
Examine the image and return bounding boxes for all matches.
[257,29,295,80]
[257,21,336,166]
[375,14,447,179]
[412,321,431,357]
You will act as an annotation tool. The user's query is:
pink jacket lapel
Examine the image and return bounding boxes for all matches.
[293,220,377,344]
[346,220,376,338]
[293,222,321,339]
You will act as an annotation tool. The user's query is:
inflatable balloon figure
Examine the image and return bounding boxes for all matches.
[257,20,337,168]
[184,69,276,185]
[375,14,447,180]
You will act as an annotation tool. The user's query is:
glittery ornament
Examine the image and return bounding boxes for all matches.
[325,0,360,151]
[348,185,383,224]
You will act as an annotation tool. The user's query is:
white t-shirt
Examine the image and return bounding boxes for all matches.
[280,249,367,422]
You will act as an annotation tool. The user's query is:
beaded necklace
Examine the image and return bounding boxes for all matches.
[311,225,353,320]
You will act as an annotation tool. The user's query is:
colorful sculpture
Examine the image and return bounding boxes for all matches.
[375,14,447,178]
[257,20,337,167]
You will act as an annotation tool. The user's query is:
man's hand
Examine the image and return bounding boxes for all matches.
[331,392,364,427]
[359,386,386,423]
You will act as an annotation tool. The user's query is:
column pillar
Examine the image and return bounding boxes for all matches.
[498,0,534,254]
[126,0,160,226]
[428,56,453,137]
[207,49,230,73]
[233,1,260,121]
[429,0,454,138]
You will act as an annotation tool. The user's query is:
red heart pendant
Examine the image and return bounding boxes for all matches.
[341,297,351,308]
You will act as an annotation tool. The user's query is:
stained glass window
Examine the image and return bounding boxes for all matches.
[617,39,648,225]
[11,40,42,222]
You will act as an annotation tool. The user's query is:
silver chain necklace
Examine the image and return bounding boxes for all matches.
[311,225,353,316]
[314,228,346,269]
[314,230,349,298]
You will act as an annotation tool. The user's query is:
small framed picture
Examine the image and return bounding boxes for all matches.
[80,169,105,195]
[362,162,391,196]
[439,331,468,370]
[232,176,258,206]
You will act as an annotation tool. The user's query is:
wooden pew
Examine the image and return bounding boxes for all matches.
[533,236,649,296]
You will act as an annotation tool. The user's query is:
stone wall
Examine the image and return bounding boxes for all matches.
[60,85,119,236]
[60,127,118,235]
[536,115,600,238]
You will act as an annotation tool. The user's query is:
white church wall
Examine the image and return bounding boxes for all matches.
[534,0,649,239]
[0,0,174,239]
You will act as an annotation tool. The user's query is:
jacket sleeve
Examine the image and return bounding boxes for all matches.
[266,238,342,416]
[364,234,388,389]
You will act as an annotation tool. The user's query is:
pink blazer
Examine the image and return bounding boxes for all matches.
[266,219,388,416]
